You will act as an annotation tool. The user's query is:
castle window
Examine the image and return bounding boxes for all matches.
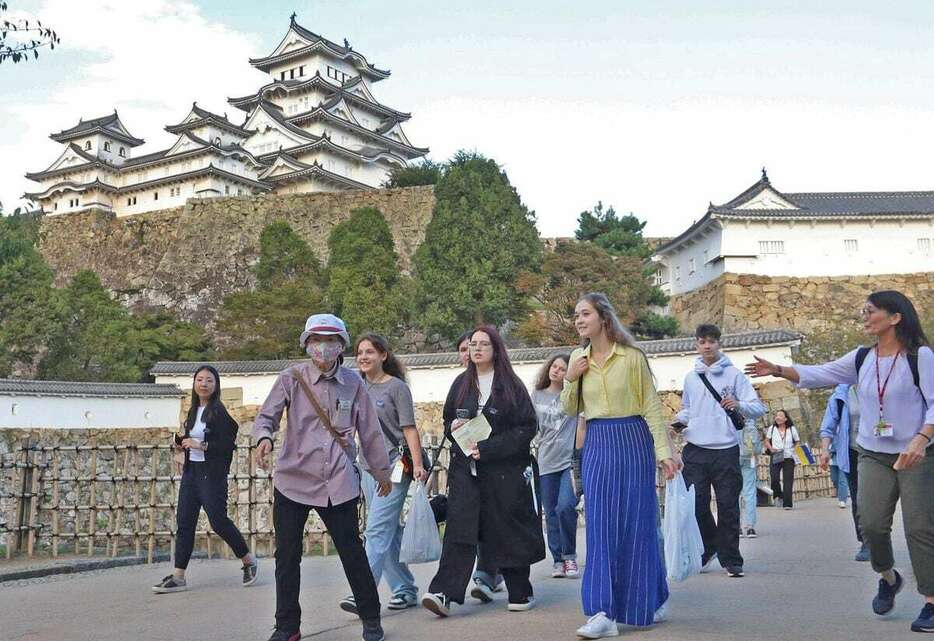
[224,185,230,195]
[688,258,696,275]
[126,196,137,206]
[758,240,785,255]
[290,68,295,79]
[154,191,159,201]
[299,65,305,76]
[919,238,932,256]
[674,265,681,281]
[54,202,58,211]
[119,147,126,158]
[84,141,91,150]
[844,239,858,254]
[280,71,286,81]
[104,141,111,152]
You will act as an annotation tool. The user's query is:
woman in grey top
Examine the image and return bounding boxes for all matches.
[531,353,580,579]
[339,333,428,615]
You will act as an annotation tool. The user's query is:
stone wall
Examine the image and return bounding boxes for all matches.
[670,271,934,334]
[36,186,436,329]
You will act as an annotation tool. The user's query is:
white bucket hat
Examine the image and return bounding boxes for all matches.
[299,313,350,348]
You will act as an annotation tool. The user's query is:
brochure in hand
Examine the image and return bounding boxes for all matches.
[452,413,493,456]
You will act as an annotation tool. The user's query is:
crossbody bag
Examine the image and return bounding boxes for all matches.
[288,368,357,469]
[696,373,746,430]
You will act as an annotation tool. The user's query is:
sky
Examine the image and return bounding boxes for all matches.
[4,0,934,237]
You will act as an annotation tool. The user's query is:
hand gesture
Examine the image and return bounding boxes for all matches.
[413,465,429,482]
[180,438,199,450]
[451,418,467,432]
[720,398,738,411]
[566,355,589,382]
[744,356,778,378]
[469,445,481,460]
[255,440,273,472]
[819,452,831,472]
[894,434,928,471]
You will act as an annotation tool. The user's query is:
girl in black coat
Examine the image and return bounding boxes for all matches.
[152,365,258,593]
[421,326,545,616]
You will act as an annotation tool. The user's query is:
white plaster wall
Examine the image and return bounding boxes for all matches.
[154,343,795,410]
[0,395,182,429]
[661,230,725,295]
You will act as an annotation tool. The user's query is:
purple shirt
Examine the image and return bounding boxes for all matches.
[254,362,392,507]
[796,346,934,455]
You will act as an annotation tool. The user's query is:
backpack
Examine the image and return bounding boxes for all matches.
[854,346,920,390]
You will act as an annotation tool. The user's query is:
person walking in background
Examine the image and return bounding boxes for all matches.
[764,410,799,510]
[338,334,428,615]
[254,314,392,641]
[421,326,544,617]
[819,384,869,561]
[675,324,766,577]
[531,353,580,580]
[738,419,764,539]
[153,365,258,594]
[561,293,678,639]
[746,290,934,633]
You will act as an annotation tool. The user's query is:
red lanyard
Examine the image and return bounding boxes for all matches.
[875,348,900,419]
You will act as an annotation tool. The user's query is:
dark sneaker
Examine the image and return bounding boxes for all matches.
[242,559,259,587]
[726,566,745,578]
[421,592,451,617]
[911,603,934,632]
[470,579,495,603]
[872,570,904,615]
[152,574,188,593]
[746,528,758,539]
[266,630,301,641]
[362,618,385,641]
[855,542,871,562]
[387,594,417,610]
[339,594,359,615]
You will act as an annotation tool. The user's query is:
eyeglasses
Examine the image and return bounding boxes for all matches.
[468,341,493,350]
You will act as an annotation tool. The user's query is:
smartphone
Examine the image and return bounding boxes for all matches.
[670,421,687,433]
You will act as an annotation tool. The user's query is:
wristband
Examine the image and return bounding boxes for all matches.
[917,432,932,443]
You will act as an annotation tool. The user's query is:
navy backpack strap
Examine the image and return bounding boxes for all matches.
[854,346,871,381]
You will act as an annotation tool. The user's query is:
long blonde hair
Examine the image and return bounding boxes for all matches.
[578,292,638,348]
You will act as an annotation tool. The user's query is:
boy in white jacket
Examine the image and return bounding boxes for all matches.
[675,324,766,578]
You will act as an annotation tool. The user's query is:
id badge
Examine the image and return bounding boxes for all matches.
[337,398,353,428]
[874,420,894,438]
[390,458,404,484]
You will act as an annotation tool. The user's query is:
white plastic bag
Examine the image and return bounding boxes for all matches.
[663,472,704,582]
[399,482,442,564]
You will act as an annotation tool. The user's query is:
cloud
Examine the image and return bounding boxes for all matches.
[0,0,264,211]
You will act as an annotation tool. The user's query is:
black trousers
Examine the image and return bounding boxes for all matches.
[681,443,743,568]
[273,489,379,632]
[770,458,796,508]
[844,448,862,542]
[429,536,532,604]
[174,462,248,569]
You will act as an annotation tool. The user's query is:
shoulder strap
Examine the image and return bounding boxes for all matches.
[697,372,724,403]
[576,372,585,415]
[288,368,351,451]
[836,398,845,419]
[855,346,871,381]
[908,352,921,389]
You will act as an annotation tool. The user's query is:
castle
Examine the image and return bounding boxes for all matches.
[24,15,428,218]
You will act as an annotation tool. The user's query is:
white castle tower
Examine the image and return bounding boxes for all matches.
[24,14,428,217]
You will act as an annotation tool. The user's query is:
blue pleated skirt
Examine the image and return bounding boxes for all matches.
[582,416,668,626]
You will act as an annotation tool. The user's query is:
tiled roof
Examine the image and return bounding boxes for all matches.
[50,111,144,146]
[714,191,934,217]
[0,379,185,398]
[150,330,801,376]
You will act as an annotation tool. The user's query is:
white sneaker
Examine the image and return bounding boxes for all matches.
[576,612,619,638]
[653,600,668,623]
[469,580,495,603]
[701,553,718,573]
[838,500,847,509]
[507,596,536,612]
[564,559,580,579]
[552,562,566,578]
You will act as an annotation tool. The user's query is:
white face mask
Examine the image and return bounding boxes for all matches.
[306,340,343,365]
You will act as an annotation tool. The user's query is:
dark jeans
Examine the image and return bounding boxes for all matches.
[681,443,743,569]
[844,448,862,542]
[430,537,532,604]
[174,462,248,569]
[273,489,379,633]
[770,458,796,508]
[539,468,578,563]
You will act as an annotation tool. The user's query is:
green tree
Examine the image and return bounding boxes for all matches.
[39,270,142,382]
[216,222,324,359]
[326,207,408,338]
[516,242,677,345]
[575,201,652,259]
[413,152,542,340]
[382,159,443,188]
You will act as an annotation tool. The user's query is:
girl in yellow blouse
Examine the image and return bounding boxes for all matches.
[561,292,678,639]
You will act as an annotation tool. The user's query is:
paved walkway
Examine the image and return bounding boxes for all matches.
[0,498,925,641]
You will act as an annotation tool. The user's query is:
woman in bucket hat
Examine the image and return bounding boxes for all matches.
[254,314,393,641]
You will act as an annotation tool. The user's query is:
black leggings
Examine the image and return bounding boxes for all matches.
[174,462,249,569]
